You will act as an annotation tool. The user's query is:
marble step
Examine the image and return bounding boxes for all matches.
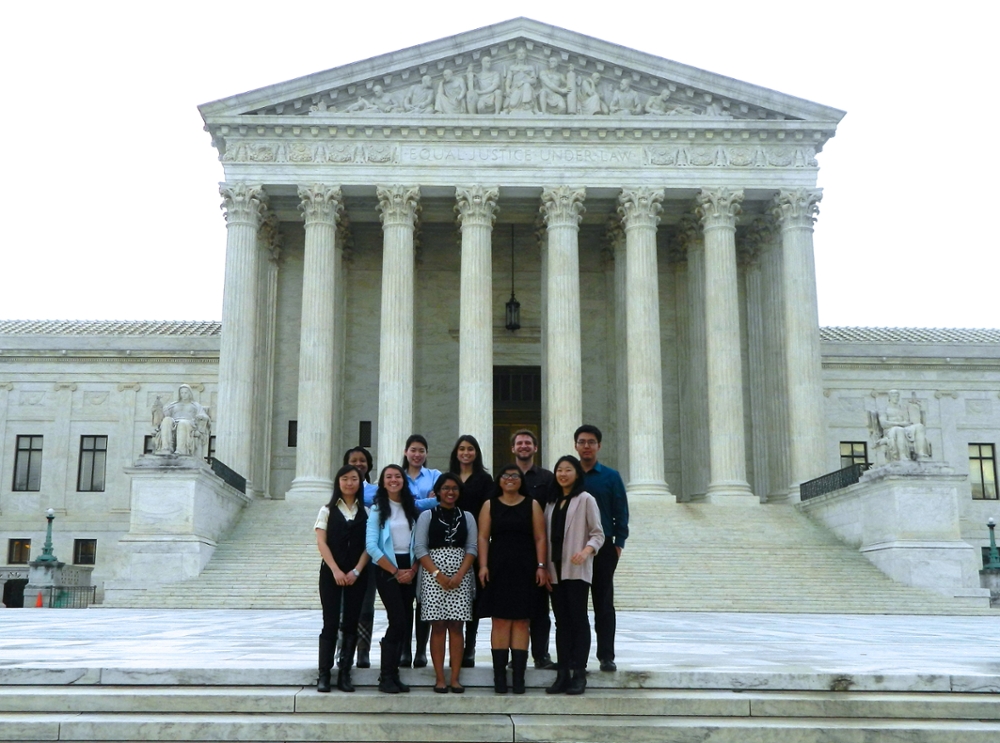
[2,711,998,743]
[2,687,1000,721]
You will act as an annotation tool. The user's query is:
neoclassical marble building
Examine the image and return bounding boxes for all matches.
[2,20,999,602]
[201,18,842,505]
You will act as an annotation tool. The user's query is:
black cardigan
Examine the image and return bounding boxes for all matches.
[322,505,369,572]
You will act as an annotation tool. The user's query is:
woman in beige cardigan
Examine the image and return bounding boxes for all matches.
[544,455,605,695]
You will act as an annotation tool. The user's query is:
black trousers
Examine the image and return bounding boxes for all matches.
[319,563,367,642]
[529,584,551,660]
[374,554,415,646]
[550,577,591,671]
[591,541,619,662]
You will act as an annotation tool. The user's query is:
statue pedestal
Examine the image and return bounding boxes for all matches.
[801,462,990,606]
[25,562,93,608]
[104,456,250,604]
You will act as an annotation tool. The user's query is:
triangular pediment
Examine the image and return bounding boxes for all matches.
[199,18,844,125]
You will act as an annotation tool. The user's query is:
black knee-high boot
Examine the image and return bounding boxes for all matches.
[462,619,478,668]
[317,635,335,693]
[378,640,401,694]
[510,649,528,694]
[413,616,430,668]
[491,649,509,694]
[337,633,357,692]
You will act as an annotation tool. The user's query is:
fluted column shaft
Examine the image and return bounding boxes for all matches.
[742,230,768,501]
[697,188,753,499]
[774,189,826,499]
[678,218,709,500]
[456,187,499,468]
[251,218,281,498]
[218,183,267,482]
[540,187,585,468]
[608,222,629,483]
[286,185,343,501]
[619,188,669,495]
[760,229,792,501]
[377,186,420,466]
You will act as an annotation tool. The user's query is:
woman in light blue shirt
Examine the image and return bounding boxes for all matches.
[401,433,440,666]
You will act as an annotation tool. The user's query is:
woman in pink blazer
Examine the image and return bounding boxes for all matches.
[543,455,605,695]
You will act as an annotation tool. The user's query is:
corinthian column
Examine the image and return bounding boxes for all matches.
[377,186,420,467]
[697,188,753,500]
[217,183,268,483]
[540,186,585,468]
[618,188,670,496]
[606,220,629,482]
[286,185,343,501]
[456,186,499,468]
[773,188,825,499]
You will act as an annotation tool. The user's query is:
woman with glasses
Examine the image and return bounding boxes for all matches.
[477,464,549,694]
[413,473,478,692]
[543,455,604,696]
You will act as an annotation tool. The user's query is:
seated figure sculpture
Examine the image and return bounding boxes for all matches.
[868,389,931,464]
[152,384,211,457]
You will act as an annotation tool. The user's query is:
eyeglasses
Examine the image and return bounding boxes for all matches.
[576,439,599,447]
[500,473,521,481]
[439,486,460,493]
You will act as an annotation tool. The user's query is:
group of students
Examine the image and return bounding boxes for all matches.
[313,425,629,696]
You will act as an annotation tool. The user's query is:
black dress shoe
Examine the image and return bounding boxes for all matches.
[534,654,556,670]
[599,659,617,672]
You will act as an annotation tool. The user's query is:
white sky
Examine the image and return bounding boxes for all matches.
[2,2,997,328]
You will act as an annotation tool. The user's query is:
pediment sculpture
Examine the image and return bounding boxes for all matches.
[303,46,754,119]
[151,384,211,458]
[866,390,932,466]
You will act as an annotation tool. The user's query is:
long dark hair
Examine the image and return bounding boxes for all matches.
[551,455,587,500]
[326,465,363,511]
[342,447,373,483]
[494,463,528,498]
[449,434,486,475]
[401,434,429,467]
[374,464,418,528]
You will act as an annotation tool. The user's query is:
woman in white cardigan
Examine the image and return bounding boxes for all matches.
[544,455,605,695]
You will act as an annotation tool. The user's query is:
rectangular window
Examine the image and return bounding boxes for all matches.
[77,436,108,492]
[839,441,868,469]
[359,421,372,448]
[288,420,297,448]
[73,539,97,565]
[7,539,30,564]
[13,435,43,491]
[969,443,998,500]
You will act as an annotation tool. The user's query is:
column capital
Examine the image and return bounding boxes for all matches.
[377,185,421,228]
[617,187,664,231]
[738,217,776,266]
[667,215,702,264]
[540,186,586,228]
[455,186,500,228]
[298,184,344,226]
[696,188,743,230]
[605,217,626,251]
[771,188,822,229]
[220,183,268,228]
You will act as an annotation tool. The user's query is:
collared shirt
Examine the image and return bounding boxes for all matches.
[406,466,442,509]
[582,461,629,549]
[314,499,360,530]
[362,482,378,507]
[521,464,554,506]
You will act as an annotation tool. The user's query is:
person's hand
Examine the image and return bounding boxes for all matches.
[435,571,450,589]
[535,566,550,588]
[570,549,590,566]
[446,574,462,590]
[616,546,622,558]
[396,568,415,585]
[333,568,348,586]
[344,570,357,586]
[478,566,489,587]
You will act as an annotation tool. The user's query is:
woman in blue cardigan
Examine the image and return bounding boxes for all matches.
[366,464,419,694]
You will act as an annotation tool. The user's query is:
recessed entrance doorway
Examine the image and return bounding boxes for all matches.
[492,365,542,475]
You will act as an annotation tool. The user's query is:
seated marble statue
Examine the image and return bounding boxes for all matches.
[577,72,608,115]
[152,384,211,457]
[870,389,931,463]
[608,79,642,116]
[644,89,698,116]
[537,57,570,115]
[435,69,467,114]
[503,48,537,114]
[345,85,398,114]
[467,57,502,115]
[404,76,436,113]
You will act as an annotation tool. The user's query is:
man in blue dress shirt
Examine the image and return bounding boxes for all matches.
[574,424,628,672]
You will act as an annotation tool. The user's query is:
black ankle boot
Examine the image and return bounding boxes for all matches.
[546,669,569,694]
[510,649,528,694]
[566,669,587,695]
[491,649,509,693]
[317,636,335,693]
[413,618,429,668]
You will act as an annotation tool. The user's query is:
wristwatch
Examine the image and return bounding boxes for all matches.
[431,569,441,579]
[537,563,545,568]
[352,568,361,577]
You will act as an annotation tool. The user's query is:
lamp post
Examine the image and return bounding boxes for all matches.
[985,517,1000,570]
[36,508,59,564]
[505,224,520,331]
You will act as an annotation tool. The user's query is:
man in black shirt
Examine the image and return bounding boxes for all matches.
[511,428,556,669]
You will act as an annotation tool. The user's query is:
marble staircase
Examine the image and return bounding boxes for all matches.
[2,678,999,742]
[105,495,990,613]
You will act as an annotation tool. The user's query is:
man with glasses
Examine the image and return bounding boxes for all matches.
[573,424,628,672]
[511,429,556,669]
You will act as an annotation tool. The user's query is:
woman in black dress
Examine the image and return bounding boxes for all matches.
[477,464,548,693]
[314,465,370,692]
[449,434,493,667]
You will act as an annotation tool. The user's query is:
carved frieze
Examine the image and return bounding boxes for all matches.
[249,46,787,122]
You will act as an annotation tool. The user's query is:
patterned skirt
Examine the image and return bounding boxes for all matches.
[420,547,474,622]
